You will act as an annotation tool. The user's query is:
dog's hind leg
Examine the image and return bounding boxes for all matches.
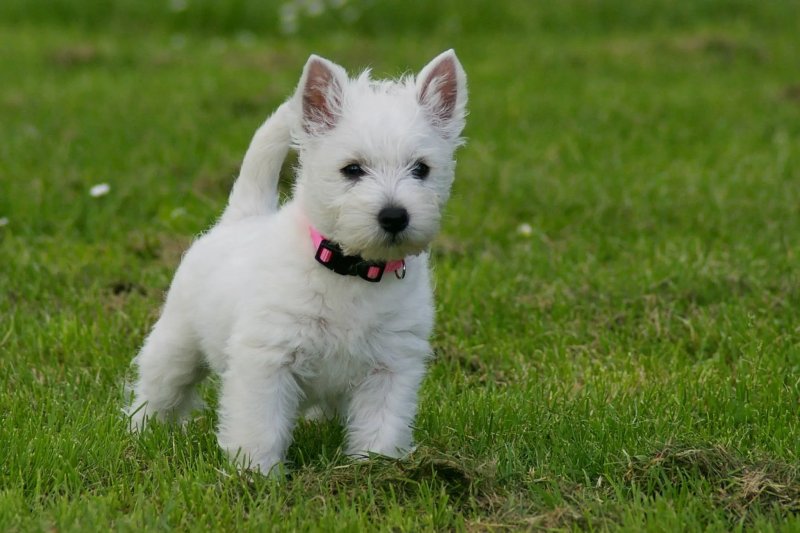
[126,314,207,431]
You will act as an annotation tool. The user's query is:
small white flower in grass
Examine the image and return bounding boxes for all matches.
[0,217,8,227]
[516,222,533,236]
[89,183,110,197]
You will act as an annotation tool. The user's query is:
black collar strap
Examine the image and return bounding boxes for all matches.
[315,238,390,282]
[310,225,406,282]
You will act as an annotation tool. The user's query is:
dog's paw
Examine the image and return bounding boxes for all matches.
[222,443,286,478]
[125,403,150,434]
[346,443,416,461]
[237,454,286,478]
[254,458,288,479]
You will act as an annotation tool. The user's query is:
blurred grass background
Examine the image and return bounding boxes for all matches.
[2,0,794,35]
[1,0,799,530]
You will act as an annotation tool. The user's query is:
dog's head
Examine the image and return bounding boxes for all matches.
[290,50,468,261]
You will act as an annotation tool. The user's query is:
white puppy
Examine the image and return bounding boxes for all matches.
[127,50,468,474]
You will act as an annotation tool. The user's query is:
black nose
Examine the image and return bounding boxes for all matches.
[377,206,409,234]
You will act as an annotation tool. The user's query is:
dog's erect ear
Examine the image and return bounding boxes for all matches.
[416,49,468,141]
[297,54,348,134]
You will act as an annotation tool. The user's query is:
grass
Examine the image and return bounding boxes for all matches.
[1,0,799,530]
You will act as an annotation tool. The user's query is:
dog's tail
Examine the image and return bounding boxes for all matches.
[219,101,294,225]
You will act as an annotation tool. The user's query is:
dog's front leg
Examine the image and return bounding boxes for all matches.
[216,348,302,475]
[345,360,427,459]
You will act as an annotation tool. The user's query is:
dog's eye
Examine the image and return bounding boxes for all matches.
[340,163,366,179]
[411,161,430,180]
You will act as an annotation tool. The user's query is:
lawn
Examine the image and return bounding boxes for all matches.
[1,0,799,530]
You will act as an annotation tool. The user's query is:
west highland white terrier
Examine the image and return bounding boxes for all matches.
[126,50,468,474]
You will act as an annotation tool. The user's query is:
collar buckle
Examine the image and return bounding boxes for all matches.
[355,261,385,282]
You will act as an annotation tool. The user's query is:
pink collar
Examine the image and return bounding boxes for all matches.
[309,226,405,282]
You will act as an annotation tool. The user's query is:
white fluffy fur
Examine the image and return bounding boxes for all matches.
[126,50,468,475]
